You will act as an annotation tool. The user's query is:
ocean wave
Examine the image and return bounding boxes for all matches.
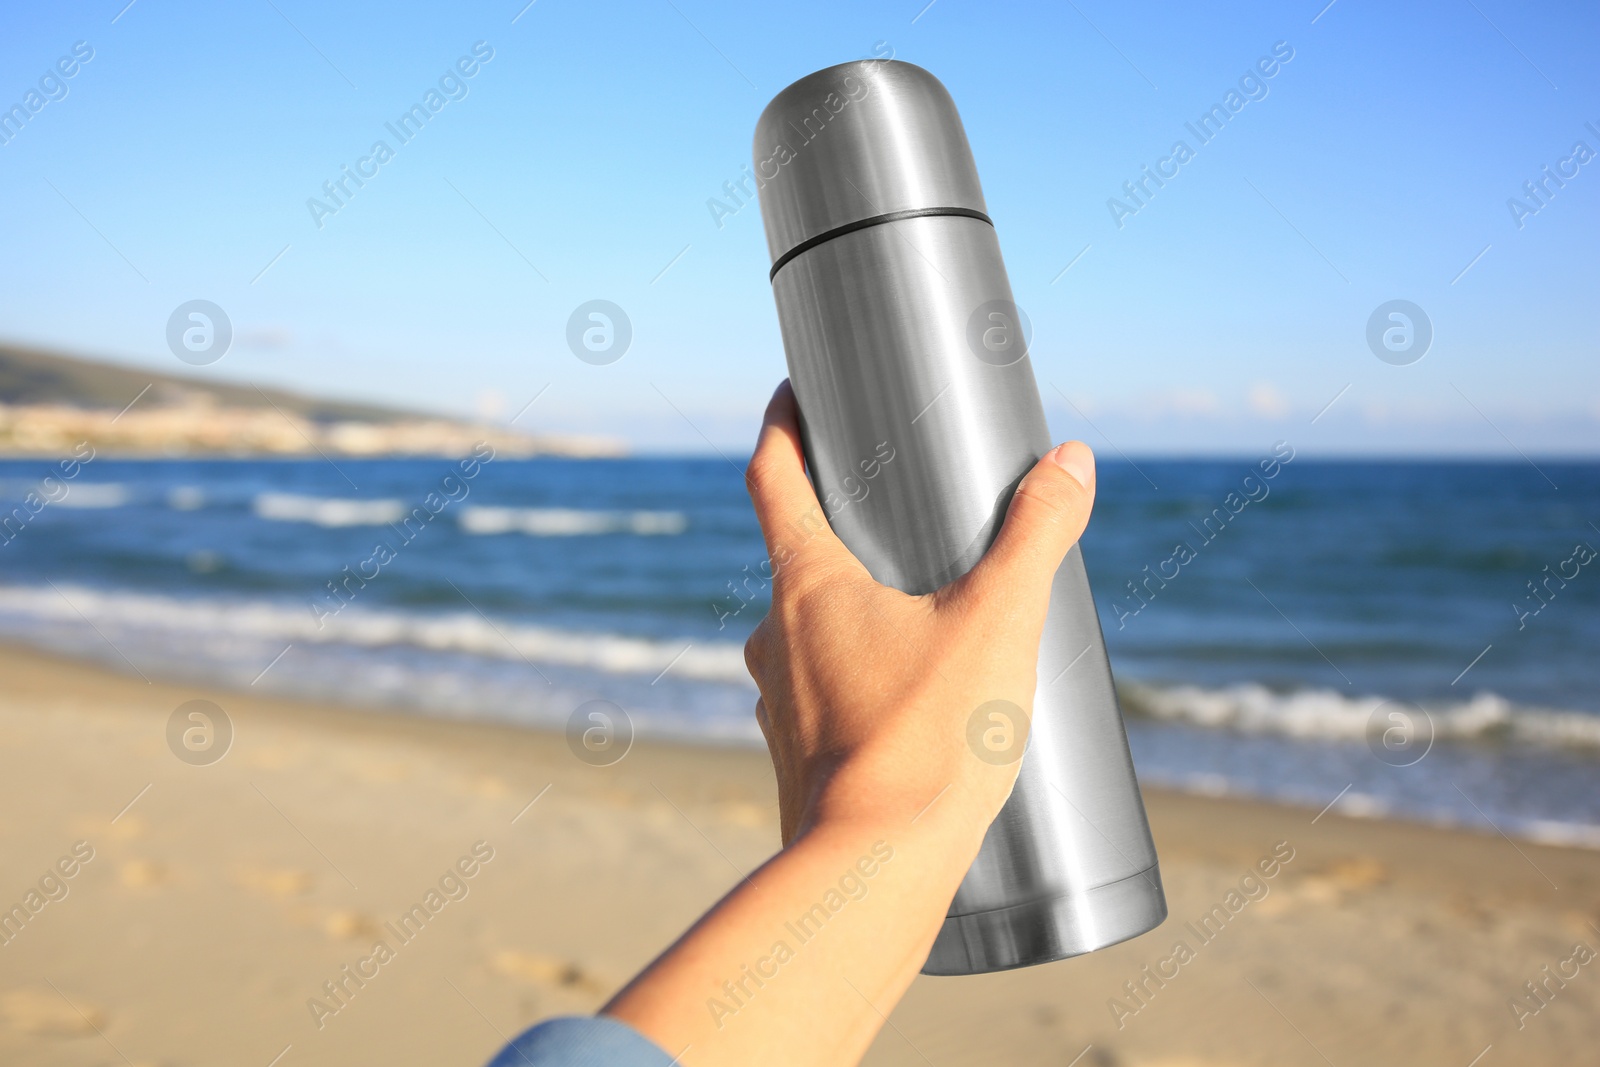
[3,581,1597,752]
[1120,681,1600,750]
[0,584,750,685]
[254,492,409,527]
[0,481,129,509]
[250,493,688,537]
[55,483,129,509]
[458,506,687,536]
[168,486,206,511]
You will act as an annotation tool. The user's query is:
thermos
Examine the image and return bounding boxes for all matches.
[754,60,1166,975]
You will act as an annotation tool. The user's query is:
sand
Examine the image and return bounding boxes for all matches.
[0,642,1596,1067]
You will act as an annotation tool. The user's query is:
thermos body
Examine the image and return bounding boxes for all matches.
[755,60,1165,974]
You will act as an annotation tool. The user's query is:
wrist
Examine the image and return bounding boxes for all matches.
[794,778,1001,888]
[799,742,1016,837]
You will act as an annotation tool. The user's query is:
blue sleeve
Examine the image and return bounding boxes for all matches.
[486,1015,678,1067]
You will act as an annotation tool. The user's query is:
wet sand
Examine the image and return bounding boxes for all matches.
[0,642,1596,1066]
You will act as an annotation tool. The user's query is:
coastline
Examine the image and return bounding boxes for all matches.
[1,641,1597,1065]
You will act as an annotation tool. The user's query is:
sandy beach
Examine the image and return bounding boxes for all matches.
[1,641,1596,1067]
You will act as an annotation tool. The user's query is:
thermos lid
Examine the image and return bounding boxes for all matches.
[753,60,989,278]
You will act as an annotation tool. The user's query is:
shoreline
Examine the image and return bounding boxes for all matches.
[6,631,1599,851]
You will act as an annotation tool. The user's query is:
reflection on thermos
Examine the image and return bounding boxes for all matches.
[753,60,1166,975]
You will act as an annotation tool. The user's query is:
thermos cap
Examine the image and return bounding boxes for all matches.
[753,60,989,276]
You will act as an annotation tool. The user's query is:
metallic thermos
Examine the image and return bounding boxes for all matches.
[754,60,1166,975]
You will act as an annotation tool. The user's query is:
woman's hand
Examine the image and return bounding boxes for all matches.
[745,379,1098,847]
[603,380,1097,1067]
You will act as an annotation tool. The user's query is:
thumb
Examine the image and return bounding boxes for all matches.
[960,441,1096,606]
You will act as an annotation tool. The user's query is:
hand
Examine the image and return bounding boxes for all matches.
[744,380,1098,848]
[603,380,1098,1067]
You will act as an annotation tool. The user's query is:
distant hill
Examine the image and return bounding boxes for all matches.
[0,340,420,423]
[0,341,625,458]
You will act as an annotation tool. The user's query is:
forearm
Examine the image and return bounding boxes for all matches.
[602,807,986,1066]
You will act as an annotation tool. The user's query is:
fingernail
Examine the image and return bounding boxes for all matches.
[1049,441,1095,489]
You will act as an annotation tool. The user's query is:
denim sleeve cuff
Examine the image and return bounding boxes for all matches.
[486,1014,678,1067]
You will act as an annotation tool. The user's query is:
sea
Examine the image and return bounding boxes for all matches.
[2,453,1597,847]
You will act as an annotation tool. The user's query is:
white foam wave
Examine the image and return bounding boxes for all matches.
[56,484,129,509]
[1121,681,1600,750]
[4,582,1594,752]
[168,486,206,511]
[0,584,750,686]
[254,493,408,527]
[459,507,687,537]
[249,495,688,536]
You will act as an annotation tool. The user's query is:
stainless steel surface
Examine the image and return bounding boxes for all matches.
[755,60,1166,975]
[753,61,988,264]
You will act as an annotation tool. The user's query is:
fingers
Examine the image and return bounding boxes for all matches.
[960,442,1096,608]
[745,380,845,568]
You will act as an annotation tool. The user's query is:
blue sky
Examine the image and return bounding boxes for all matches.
[1,0,1595,454]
